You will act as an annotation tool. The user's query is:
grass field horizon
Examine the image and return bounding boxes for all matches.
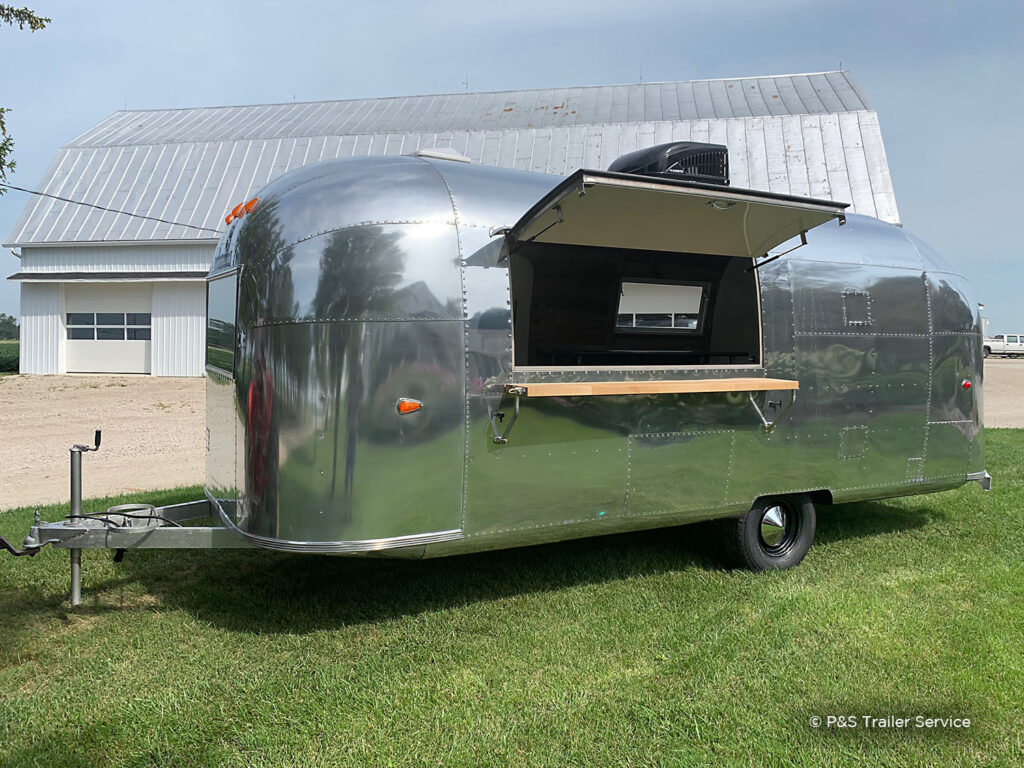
[1,430,1021,766]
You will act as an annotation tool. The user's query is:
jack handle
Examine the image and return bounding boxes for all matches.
[73,430,101,453]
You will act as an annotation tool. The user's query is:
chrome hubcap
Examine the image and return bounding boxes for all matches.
[760,505,787,547]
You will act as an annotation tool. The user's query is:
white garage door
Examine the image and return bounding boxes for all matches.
[65,283,152,374]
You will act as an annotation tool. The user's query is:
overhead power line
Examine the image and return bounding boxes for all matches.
[0,182,224,236]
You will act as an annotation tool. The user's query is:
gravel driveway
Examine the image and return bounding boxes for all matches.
[1,360,1020,511]
[0,375,204,511]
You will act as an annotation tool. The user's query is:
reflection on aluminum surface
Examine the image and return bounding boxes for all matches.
[204,156,985,556]
[234,320,465,543]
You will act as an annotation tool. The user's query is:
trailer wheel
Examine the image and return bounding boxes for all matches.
[721,495,816,571]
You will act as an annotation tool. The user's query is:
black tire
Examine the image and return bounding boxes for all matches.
[983,347,990,359]
[720,495,816,571]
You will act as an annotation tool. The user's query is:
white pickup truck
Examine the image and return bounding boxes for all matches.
[983,334,1024,358]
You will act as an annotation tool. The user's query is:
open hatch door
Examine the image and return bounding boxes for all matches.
[508,169,848,258]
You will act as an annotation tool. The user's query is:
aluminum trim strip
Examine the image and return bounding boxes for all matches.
[207,491,463,553]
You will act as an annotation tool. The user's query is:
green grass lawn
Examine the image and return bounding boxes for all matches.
[0,339,18,374]
[1,432,1022,767]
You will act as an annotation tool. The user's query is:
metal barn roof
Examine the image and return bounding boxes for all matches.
[5,71,899,247]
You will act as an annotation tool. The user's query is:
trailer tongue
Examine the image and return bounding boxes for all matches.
[0,431,253,605]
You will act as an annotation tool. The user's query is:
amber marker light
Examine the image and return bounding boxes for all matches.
[244,197,260,213]
[396,398,424,415]
[224,214,234,225]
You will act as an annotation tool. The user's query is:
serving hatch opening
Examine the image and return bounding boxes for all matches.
[507,169,847,369]
[511,242,759,367]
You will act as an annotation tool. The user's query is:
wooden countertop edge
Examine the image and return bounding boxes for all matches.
[506,378,800,397]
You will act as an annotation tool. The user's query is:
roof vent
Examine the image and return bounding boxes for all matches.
[412,147,471,163]
[608,142,729,186]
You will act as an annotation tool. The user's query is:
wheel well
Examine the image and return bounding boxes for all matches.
[753,489,834,507]
[806,489,834,506]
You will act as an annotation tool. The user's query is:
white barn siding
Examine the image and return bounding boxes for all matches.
[19,243,215,273]
[19,283,64,374]
[152,282,206,376]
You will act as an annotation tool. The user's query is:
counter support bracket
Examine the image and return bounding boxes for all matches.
[748,389,798,432]
[490,386,526,444]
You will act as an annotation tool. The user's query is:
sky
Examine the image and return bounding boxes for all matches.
[0,0,1021,329]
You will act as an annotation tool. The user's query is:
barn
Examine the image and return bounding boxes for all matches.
[5,70,899,376]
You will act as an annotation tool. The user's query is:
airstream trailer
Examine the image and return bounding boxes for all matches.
[4,143,989,602]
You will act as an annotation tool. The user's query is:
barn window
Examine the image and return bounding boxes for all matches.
[66,312,151,341]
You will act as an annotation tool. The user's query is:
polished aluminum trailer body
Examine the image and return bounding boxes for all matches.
[204,155,985,558]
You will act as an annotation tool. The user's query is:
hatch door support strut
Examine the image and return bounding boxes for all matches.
[747,232,807,273]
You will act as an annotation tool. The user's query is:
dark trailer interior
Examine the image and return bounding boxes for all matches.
[512,243,759,367]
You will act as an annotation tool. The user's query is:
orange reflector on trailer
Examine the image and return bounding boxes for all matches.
[224,214,234,225]
[396,398,423,415]
[232,203,245,218]
[244,197,260,213]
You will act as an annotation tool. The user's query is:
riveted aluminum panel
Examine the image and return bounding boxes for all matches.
[464,400,629,538]
[789,261,929,336]
[784,213,920,268]
[205,369,237,501]
[238,223,463,325]
[232,319,465,544]
[793,335,930,422]
[231,157,456,261]
[929,333,980,427]
[758,258,796,380]
[625,429,736,518]
[924,421,976,484]
[928,272,978,334]
[427,159,559,231]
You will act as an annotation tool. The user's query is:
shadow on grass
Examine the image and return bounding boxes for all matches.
[814,498,944,546]
[69,498,942,635]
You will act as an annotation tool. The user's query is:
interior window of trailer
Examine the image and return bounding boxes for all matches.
[615,281,706,333]
[510,242,760,367]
